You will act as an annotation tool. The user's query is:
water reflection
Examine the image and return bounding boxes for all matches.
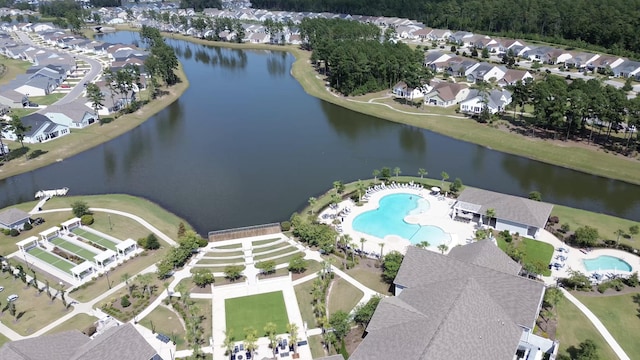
[266,51,288,77]
[399,126,427,155]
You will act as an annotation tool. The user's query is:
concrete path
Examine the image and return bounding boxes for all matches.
[34,207,177,246]
[560,288,630,360]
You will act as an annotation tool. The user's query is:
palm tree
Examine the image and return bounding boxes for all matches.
[9,115,30,149]
[222,330,234,356]
[308,197,317,214]
[243,327,258,359]
[355,180,366,202]
[287,323,299,355]
[614,229,626,248]
[379,243,385,259]
[360,237,366,254]
[418,168,427,178]
[86,83,105,120]
[137,273,153,297]
[330,193,341,215]
[332,180,344,194]
[416,241,430,249]
[440,171,449,187]
[264,322,278,357]
[484,208,496,225]
[437,244,449,254]
[393,167,402,178]
[372,169,380,182]
[163,281,170,298]
[121,273,131,295]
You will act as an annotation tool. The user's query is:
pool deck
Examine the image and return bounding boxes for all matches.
[319,185,476,256]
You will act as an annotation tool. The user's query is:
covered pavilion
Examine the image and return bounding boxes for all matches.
[39,226,60,243]
[116,238,137,257]
[61,217,81,232]
[71,261,95,281]
[94,249,117,269]
[17,236,39,252]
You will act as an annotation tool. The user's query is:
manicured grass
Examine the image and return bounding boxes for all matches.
[197,256,244,265]
[193,299,213,343]
[28,247,75,273]
[0,211,73,256]
[0,332,9,347]
[271,252,305,266]
[345,266,391,295]
[556,295,618,359]
[497,237,554,276]
[328,277,364,315]
[252,242,292,254]
[45,313,97,335]
[194,263,246,272]
[293,279,317,328]
[253,247,298,261]
[252,238,282,246]
[552,205,640,248]
[214,243,243,250]
[50,237,99,261]
[29,93,65,105]
[140,305,188,350]
[0,272,72,335]
[225,291,289,335]
[8,108,37,117]
[574,292,640,358]
[205,250,244,257]
[308,334,326,358]
[0,57,31,86]
[0,63,189,180]
[72,228,118,251]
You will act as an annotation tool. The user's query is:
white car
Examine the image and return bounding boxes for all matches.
[7,294,18,302]
[0,286,4,292]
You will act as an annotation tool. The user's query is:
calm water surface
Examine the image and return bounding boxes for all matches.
[1,32,639,234]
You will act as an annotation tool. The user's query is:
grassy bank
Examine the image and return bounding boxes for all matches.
[121,27,640,185]
[0,57,31,86]
[0,63,189,180]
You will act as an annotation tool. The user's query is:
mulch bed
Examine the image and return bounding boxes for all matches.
[344,326,365,355]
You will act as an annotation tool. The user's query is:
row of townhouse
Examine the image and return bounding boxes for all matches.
[392,79,513,115]
[424,52,534,86]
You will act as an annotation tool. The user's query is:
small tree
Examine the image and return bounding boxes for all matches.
[393,167,401,178]
[528,191,542,201]
[622,77,633,92]
[288,254,307,273]
[144,233,160,250]
[120,295,131,307]
[560,223,571,233]
[573,226,599,247]
[437,244,449,254]
[353,295,382,328]
[308,197,317,214]
[575,339,599,360]
[418,168,427,178]
[440,171,449,187]
[328,310,350,341]
[71,201,90,218]
[380,167,391,180]
[382,251,404,284]
[9,115,31,149]
[481,47,490,58]
[177,222,186,238]
[614,229,625,248]
[629,225,639,241]
[193,268,214,287]
[372,169,380,182]
[415,241,430,249]
[256,260,276,275]
[224,265,244,282]
[449,178,463,194]
[86,83,105,119]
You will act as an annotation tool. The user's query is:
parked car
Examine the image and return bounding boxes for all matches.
[32,217,45,226]
[0,286,4,292]
[7,294,18,302]
[60,84,70,89]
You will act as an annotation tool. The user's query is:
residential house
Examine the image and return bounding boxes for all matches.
[14,76,55,96]
[1,113,70,143]
[449,31,474,46]
[454,187,554,238]
[245,32,269,43]
[588,55,625,73]
[350,242,555,360]
[392,81,425,100]
[500,39,525,50]
[0,208,31,230]
[31,23,55,33]
[424,81,469,107]
[44,100,97,128]
[465,62,507,83]
[612,60,640,79]
[444,57,478,77]
[459,89,513,114]
[564,52,599,70]
[545,48,572,65]
[0,323,162,360]
[522,46,556,62]
[412,27,433,41]
[423,51,452,70]
[498,69,533,87]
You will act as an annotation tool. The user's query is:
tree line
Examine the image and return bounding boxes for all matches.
[508,75,640,154]
[301,18,432,95]
[140,26,181,90]
[252,0,640,57]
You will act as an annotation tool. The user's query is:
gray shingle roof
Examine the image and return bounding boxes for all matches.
[0,208,30,226]
[0,323,158,360]
[314,356,345,360]
[448,240,522,274]
[456,188,553,229]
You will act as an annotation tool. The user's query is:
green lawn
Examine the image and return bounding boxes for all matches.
[225,291,289,335]
[196,257,244,265]
[45,314,97,335]
[0,332,9,347]
[328,277,364,315]
[552,205,640,248]
[253,247,298,260]
[497,237,554,276]
[50,237,99,261]
[308,334,326,358]
[205,250,244,257]
[574,292,640,358]
[0,57,31,86]
[29,93,65,105]
[214,243,243,250]
[252,238,282,246]
[140,305,188,350]
[293,279,317,328]
[252,242,291,254]
[28,247,75,273]
[193,299,213,343]
[556,295,618,359]
[72,228,118,251]
[345,266,392,295]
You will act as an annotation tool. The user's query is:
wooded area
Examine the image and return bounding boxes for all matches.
[301,18,432,95]
[252,0,640,57]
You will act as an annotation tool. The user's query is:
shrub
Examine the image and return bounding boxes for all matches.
[9,228,19,237]
[280,221,291,232]
[2,229,9,235]
[23,222,32,230]
[83,325,97,336]
[99,117,114,125]
[27,149,47,159]
[71,201,90,218]
[120,295,131,308]
[80,215,94,225]
[144,233,160,250]
[548,216,560,224]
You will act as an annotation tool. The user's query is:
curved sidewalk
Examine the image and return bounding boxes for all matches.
[560,288,630,360]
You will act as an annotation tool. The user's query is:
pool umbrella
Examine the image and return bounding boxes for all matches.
[431,187,441,193]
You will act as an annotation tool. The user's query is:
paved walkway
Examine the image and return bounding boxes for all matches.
[560,288,630,360]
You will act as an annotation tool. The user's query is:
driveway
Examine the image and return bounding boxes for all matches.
[14,31,105,105]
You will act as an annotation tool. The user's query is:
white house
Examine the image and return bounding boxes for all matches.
[1,113,70,144]
[465,62,507,83]
[0,208,31,231]
[44,100,97,128]
[424,82,469,107]
[392,81,425,100]
[460,89,512,115]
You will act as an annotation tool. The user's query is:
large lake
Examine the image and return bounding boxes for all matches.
[1,32,639,234]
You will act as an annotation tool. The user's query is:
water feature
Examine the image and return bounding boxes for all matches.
[583,255,633,272]
[1,31,639,235]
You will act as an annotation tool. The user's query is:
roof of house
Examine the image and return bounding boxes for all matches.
[0,324,157,360]
[314,355,345,360]
[456,187,554,229]
[0,208,30,226]
[463,89,512,109]
[44,99,96,123]
[351,244,544,360]
[427,82,468,102]
[501,69,531,84]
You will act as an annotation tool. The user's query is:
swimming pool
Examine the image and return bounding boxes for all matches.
[352,193,450,247]
[583,255,632,272]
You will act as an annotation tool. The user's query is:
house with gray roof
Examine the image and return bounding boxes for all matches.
[454,187,554,238]
[612,60,640,79]
[1,113,70,144]
[44,99,97,128]
[350,243,557,360]
[0,323,161,360]
[0,208,31,230]
[465,62,507,83]
[460,88,512,114]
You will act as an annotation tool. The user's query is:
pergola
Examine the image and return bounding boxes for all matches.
[116,238,137,257]
[17,236,39,252]
[452,201,482,220]
[39,226,61,243]
[61,217,81,232]
[71,261,95,281]
[94,249,117,269]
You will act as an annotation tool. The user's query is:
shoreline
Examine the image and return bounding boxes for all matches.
[142,28,640,186]
[0,39,190,180]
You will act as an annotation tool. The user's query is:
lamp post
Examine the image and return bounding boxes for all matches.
[108,215,112,231]
[105,270,111,289]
